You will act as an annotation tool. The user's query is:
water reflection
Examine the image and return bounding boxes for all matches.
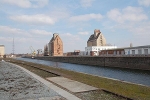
[16,58,150,87]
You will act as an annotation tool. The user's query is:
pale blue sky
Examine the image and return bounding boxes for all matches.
[0,0,150,54]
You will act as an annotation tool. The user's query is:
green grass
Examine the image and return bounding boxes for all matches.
[18,63,57,78]
[4,58,150,100]
[76,90,126,100]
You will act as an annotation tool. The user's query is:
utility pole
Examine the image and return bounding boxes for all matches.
[12,37,15,55]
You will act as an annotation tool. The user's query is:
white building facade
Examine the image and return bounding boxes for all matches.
[124,45,150,55]
[0,45,5,58]
[79,51,86,56]
[85,46,117,56]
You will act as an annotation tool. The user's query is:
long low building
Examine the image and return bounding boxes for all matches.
[99,45,150,56]
[85,46,117,56]
[124,45,150,55]
[0,45,5,58]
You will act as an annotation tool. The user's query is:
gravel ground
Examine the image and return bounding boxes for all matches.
[0,61,66,100]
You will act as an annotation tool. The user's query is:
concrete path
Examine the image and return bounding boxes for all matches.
[10,62,81,100]
[47,77,98,93]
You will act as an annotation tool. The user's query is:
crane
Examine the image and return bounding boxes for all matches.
[30,46,36,57]
[37,49,42,56]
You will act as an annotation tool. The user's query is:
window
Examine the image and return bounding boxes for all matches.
[121,51,124,55]
[132,50,135,55]
[117,51,119,55]
[114,51,116,55]
[144,49,148,54]
[138,49,142,54]
[128,51,130,54]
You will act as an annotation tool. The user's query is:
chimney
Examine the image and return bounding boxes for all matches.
[53,33,59,38]
[130,43,133,47]
[94,29,100,37]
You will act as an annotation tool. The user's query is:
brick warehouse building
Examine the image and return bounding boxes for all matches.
[87,29,106,47]
[85,29,117,56]
[48,33,63,56]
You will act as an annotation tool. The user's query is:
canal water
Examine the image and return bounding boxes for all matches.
[16,58,150,87]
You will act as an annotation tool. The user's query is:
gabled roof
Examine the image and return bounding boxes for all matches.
[49,37,54,43]
[49,35,63,43]
[49,35,59,43]
[87,32,101,42]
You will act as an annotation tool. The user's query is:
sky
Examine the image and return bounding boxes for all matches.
[0,0,150,54]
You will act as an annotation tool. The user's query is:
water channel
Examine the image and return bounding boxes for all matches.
[16,58,150,87]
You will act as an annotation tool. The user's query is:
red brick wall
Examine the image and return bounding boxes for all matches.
[53,36,63,56]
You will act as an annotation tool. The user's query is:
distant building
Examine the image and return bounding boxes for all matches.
[87,29,106,47]
[44,44,49,56]
[85,29,117,56]
[0,45,5,58]
[98,45,150,56]
[85,46,117,56]
[124,45,150,55]
[99,48,124,56]
[79,51,86,56]
[66,50,80,56]
[48,33,63,56]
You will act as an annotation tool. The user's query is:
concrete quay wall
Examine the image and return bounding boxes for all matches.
[32,56,150,71]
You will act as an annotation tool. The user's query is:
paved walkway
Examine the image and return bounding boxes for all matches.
[0,61,81,100]
[47,77,98,93]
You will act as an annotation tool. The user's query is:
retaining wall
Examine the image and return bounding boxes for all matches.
[29,56,150,71]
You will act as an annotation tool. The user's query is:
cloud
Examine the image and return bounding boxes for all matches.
[107,6,148,23]
[49,8,70,21]
[0,26,30,36]
[7,37,37,43]
[112,21,150,35]
[52,11,70,20]
[9,14,55,25]
[0,0,48,8]
[30,29,52,35]
[0,37,13,42]
[129,22,150,35]
[61,33,80,41]
[69,13,103,22]
[1,0,31,8]
[80,0,95,7]
[138,0,150,7]
[0,25,52,37]
[62,33,72,36]
[105,6,150,46]
[59,33,86,52]
[0,26,53,53]
[78,31,89,35]
[60,33,81,45]
[31,0,49,8]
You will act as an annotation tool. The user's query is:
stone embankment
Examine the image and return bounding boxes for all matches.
[31,56,150,71]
